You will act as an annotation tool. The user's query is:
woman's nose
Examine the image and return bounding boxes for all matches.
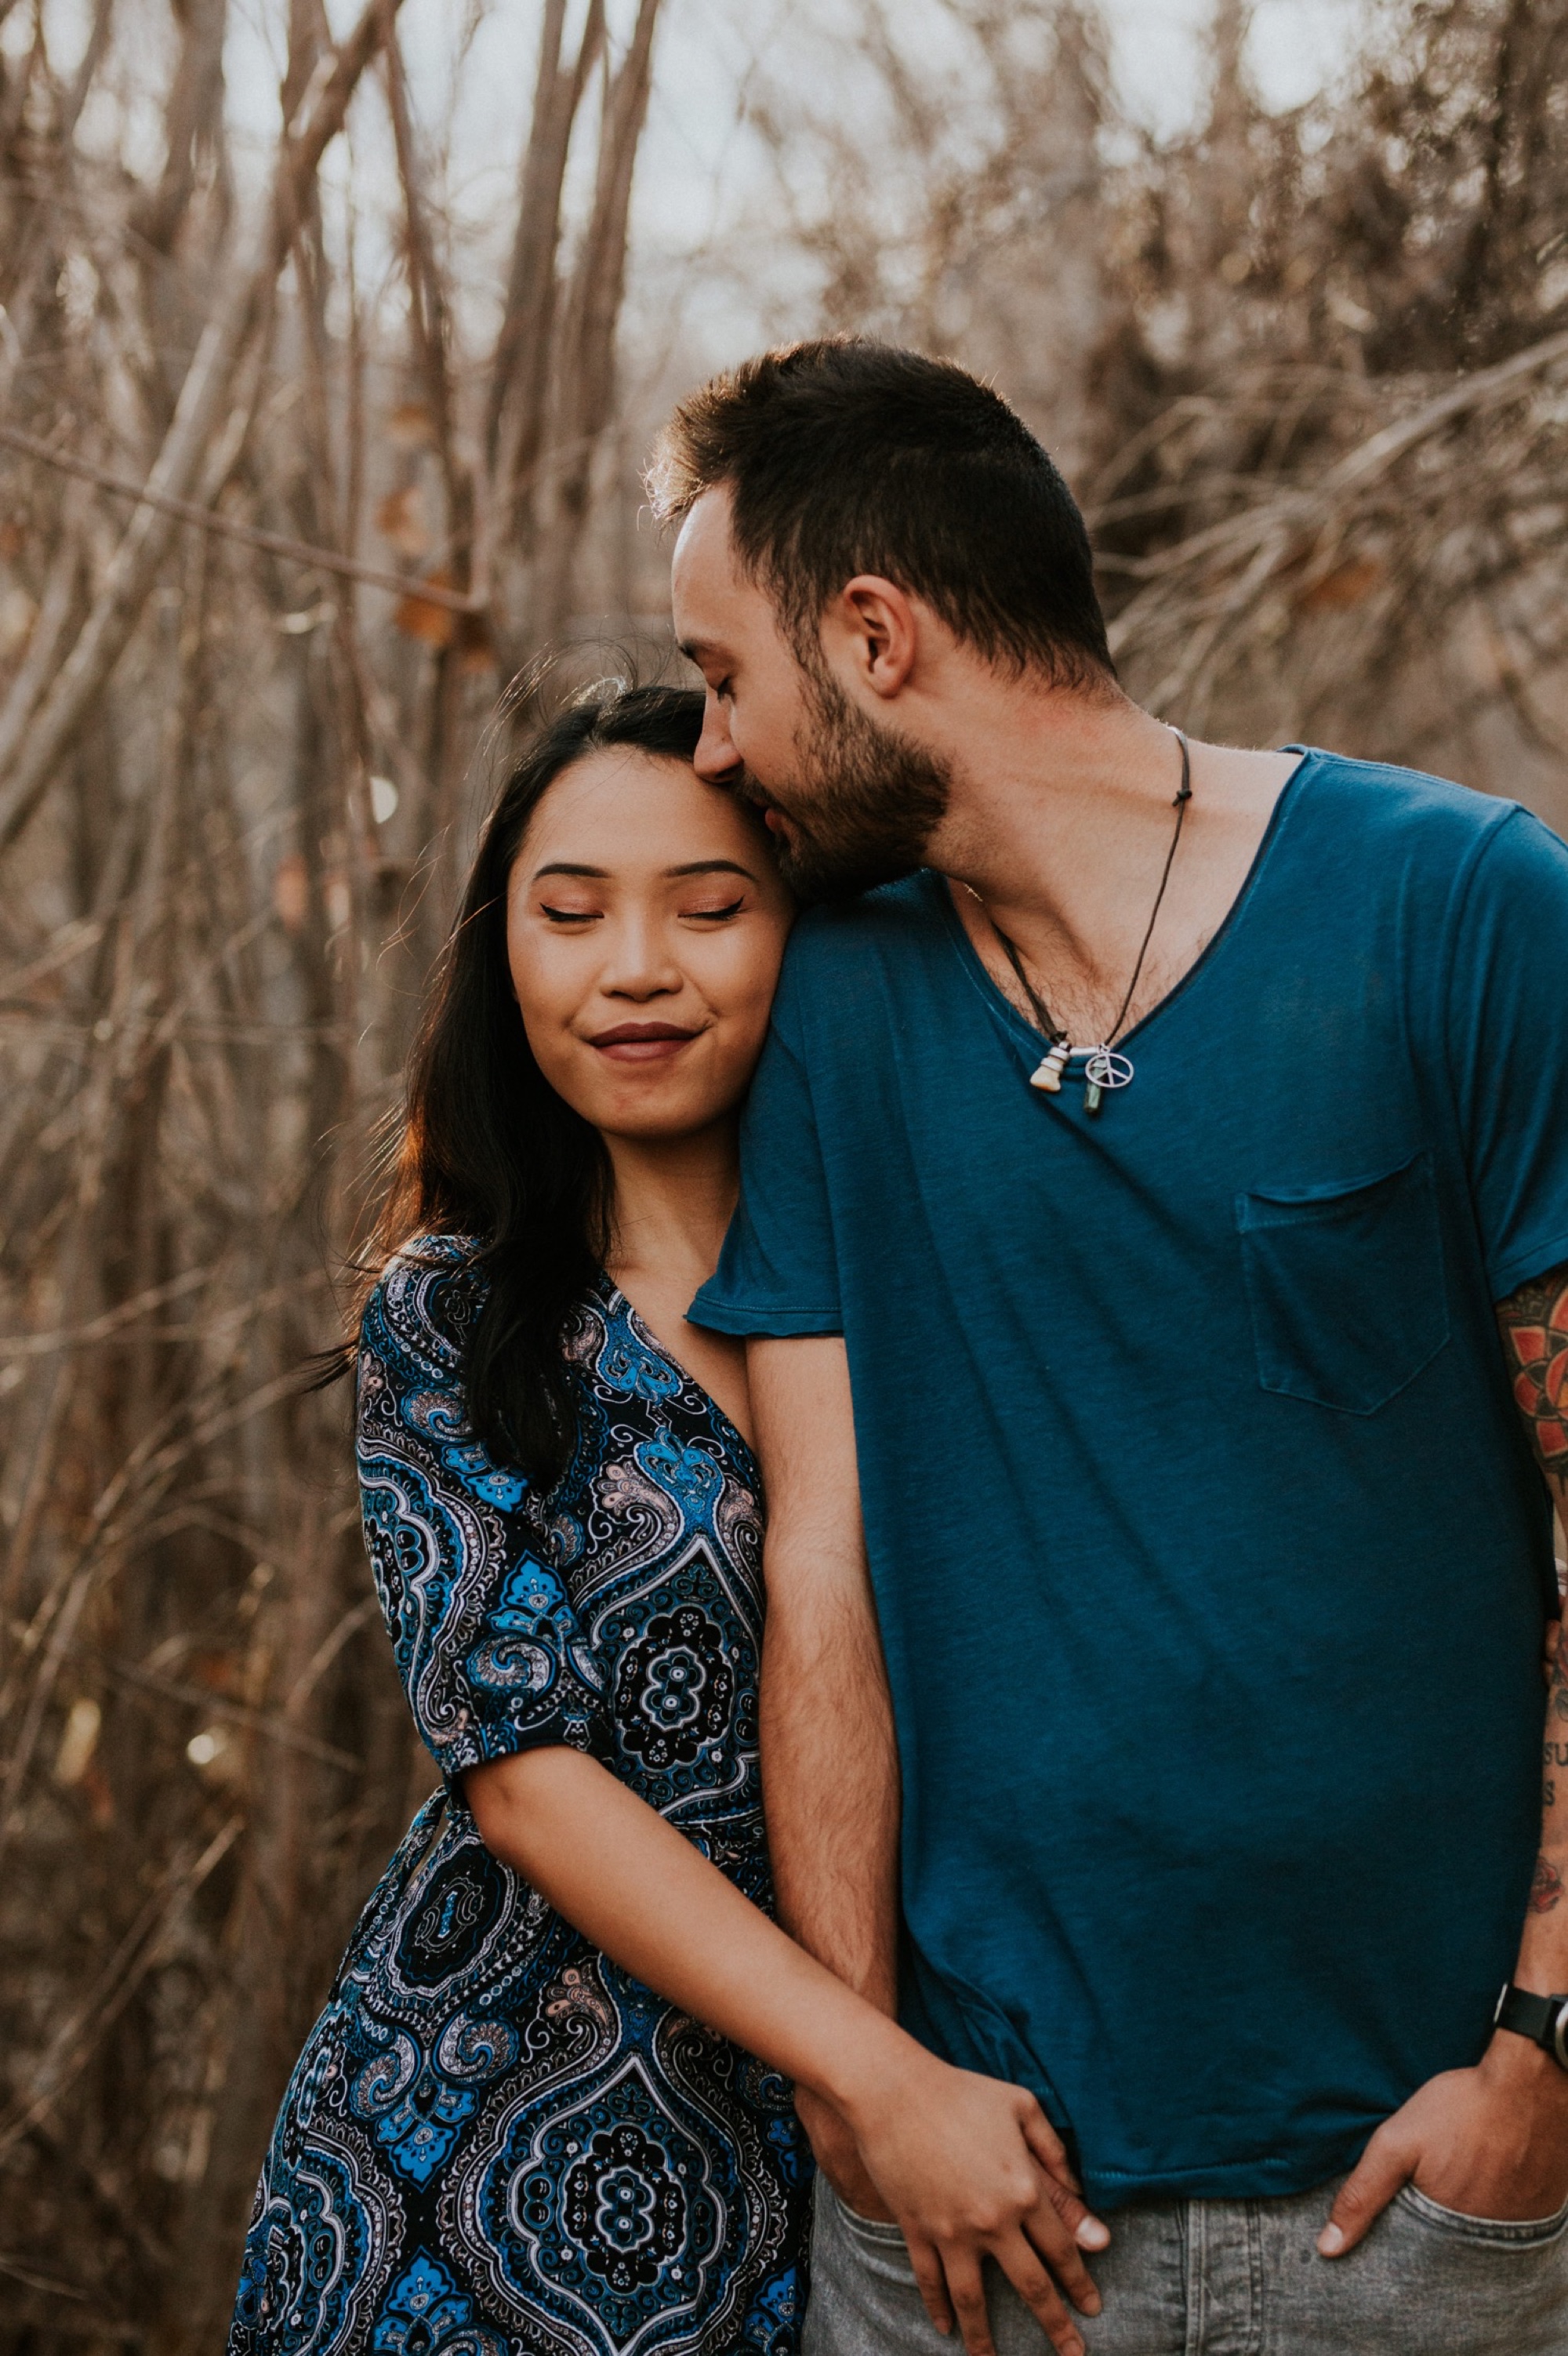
[600,911,683,998]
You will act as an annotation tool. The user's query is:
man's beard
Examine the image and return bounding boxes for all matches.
[746,663,953,903]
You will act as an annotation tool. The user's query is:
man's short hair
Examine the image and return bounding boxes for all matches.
[648,337,1116,692]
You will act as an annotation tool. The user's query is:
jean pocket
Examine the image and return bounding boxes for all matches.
[830,2188,907,2247]
[1395,2183,1568,2249]
[1236,1149,1449,1414]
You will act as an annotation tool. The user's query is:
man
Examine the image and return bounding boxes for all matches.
[651,339,1568,2356]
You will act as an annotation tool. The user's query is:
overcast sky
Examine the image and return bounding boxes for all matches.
[394,0,1375,245]
[33,0,1375,365]
[29,0,1376,194]
[1096,0,1369,125]
[307,0,1379,223]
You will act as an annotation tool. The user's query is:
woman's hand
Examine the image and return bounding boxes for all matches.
[840,2049,1109,2356]
[466,1748,1108,2356]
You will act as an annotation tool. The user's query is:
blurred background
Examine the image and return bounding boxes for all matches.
[0,0,1565,2343]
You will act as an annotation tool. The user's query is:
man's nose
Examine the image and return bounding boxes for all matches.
[694,695,742,785]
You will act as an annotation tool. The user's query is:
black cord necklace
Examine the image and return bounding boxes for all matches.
[989,728,1192,1115]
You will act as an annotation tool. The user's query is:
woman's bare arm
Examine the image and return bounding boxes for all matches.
[467,1744,1107,2356]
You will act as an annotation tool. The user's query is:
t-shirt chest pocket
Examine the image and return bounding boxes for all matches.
[1235,1149,1450,1414]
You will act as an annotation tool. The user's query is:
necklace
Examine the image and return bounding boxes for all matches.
[988,728,1192,1115]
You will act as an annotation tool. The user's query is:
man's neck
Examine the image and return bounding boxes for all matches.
[925,684,1299,1047]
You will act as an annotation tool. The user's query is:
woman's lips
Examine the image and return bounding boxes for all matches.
[590,1022,700,1064]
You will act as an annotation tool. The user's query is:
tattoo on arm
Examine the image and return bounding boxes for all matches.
[1499,1269,1568,1869]
[1496,1273,1568,1980]
[1500,1266,1568,1685]
[1498,1262,1568,1493]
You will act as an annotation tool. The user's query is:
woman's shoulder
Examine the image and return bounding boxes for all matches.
[359,1232,488,1384]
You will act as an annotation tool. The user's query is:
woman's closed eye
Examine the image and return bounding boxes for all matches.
[539,896,746,926]
[682,896,746,923]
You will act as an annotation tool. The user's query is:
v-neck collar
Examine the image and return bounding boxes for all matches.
[594,1275,759,1485]
[936,746,1316,1063]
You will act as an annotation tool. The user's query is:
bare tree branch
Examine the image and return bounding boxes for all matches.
[0,422,481,611]
[0,0,409,852]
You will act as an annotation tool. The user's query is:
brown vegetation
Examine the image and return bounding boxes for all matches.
[0,0,1565,2346]
[0,2,666,2342]
[741,0,1568,808]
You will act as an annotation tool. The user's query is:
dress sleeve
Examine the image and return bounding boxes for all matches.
[1443,808,1568,1300]
[688,998,844,1338]
[356,1245,608,1783]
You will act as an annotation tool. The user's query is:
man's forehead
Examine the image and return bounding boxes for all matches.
[671,487,737,594]
[672,491,771,648]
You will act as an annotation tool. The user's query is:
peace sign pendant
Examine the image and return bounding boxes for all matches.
[1081,1047,1134,1115]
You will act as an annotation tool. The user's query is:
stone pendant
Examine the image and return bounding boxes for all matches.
[1030,1042,1070,1094]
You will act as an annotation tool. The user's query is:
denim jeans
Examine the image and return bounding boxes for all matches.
[803,2169,1568,2355]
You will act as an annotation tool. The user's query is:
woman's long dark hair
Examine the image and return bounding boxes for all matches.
[372,681,706,1487]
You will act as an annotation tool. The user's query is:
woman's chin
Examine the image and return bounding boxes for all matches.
[564,1053,750,1145]
[598,1106,731,1146]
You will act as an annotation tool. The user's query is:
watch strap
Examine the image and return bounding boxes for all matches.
[1494,1981,1568,2067]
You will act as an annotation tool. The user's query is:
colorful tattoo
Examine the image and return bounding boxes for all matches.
[1531,1854,1565,1913]
[1503,1272,1568,1951]
[1498,1263,1568,1488]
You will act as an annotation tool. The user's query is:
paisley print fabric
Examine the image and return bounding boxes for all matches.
[229,1239,811,2356]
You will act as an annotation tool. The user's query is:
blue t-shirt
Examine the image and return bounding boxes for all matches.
[691,750,1568,2209]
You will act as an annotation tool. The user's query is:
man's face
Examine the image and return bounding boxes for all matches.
[670,488,950,902]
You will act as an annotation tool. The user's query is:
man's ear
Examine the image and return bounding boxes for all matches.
[822,575,918,701]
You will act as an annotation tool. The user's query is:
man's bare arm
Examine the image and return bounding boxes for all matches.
[749,1335,900,2213]
[1322,1260,1568,2252]
[1500,1262,1568,1937]
[750,1334,899,2009]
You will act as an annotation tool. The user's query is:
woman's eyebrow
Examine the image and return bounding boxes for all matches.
[666,859,757,880]
[530,858,757,883]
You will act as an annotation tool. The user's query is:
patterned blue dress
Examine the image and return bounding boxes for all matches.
[228,1240,811,2356]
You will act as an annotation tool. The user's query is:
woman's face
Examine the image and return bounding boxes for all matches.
[506,746,793,1142]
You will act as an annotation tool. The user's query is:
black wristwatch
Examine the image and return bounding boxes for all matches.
[1494,1982,1568,2069]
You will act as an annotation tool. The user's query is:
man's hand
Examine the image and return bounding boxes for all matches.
[795,2085,896,2220]
[1318,2035,1568,2255]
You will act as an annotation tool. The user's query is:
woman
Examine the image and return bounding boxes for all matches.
[229,684,1101,2356]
